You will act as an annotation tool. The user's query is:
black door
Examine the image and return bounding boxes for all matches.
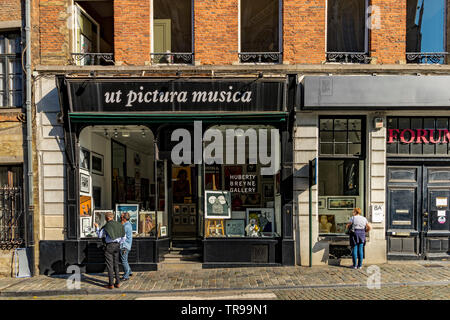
[423,167,450,259]
[387,165,450,259]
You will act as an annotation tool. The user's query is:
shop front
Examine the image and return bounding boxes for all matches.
[297,75,450,265]
[38,76,295,274]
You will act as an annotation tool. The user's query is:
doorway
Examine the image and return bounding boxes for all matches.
[387,164,450,259]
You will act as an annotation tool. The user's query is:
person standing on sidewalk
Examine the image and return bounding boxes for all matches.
[120,212,133,281]
[346,208,371,269]
[95,212,125,289]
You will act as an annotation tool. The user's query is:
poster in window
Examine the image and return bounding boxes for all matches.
[319,215,336,233]
[344,160,358,195]
[80,169,91,196]
[172,166,192,203]
[80,148,90,170]
[93,210,112,230]
[204,190,231,219]
[80,216,95,238]
[327,198,356,210]
[115,204,139,233]
[224,166,243,190]
[80,195,92,217]
[139,211,156,236]
[246,208,275,234]
[91,152,103,175]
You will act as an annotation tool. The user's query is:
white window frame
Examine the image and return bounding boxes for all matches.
[71,1,100,65]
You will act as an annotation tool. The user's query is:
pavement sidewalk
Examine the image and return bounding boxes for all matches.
[0,262,449,297]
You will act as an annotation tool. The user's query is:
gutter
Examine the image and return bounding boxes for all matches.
[25,0,35,276]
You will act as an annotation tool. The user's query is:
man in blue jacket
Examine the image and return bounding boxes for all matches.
[120,212,133,280]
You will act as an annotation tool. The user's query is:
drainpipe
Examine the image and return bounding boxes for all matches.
[25,0,35,276]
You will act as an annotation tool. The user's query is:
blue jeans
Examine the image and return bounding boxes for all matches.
[120,248,131,279]
[352,243,364,268]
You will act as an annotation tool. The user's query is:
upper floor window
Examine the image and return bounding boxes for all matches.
[239,0,282,64]
[326,0,370,64]
[0,32,22,108]
[152,0,193,64]
[71,1,114,66]
[406,0,447,64]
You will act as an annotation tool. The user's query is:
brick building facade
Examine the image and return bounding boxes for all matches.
[1,0,450,276]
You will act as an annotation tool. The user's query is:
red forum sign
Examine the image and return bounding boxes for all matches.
[388,129,450,144]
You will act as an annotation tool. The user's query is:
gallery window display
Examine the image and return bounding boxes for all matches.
[318,117,366,235]
[203,125,282,239]
[78,125,168,239]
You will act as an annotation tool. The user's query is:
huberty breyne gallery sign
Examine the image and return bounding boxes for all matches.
[64,78,285,112]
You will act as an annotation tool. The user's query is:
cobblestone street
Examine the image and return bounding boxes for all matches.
[0,262,449,300]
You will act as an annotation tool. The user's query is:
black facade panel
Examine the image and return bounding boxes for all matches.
[203,239,278,263]
[137,240,155,263]
[39,241,65,275]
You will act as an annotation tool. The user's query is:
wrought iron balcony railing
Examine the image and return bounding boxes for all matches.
[406,52,449,64]
[71,53,115,66]
[151,52,194,65]
[0,187,24,250]
[238,52,282,64]
[326,52,371,64]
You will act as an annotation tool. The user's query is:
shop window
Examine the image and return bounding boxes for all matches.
[203,125,282,238]
[0,165,23,188]
[239,0,281,63]
[406,0,447,64]
[326,0,370,63]
[0,32,22,108]
[152,0,193,64]
[319,117,366,235]
[78,126,168,239]
[387,117,450,155]
[71,1,114,66]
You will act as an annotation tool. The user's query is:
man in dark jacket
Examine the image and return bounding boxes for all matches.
[95,212,125,289]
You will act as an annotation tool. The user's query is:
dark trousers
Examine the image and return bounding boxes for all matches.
[104,242,120,286]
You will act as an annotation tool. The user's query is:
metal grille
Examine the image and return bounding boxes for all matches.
[0,187,24,249]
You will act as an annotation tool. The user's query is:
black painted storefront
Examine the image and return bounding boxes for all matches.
[39,76,296,275]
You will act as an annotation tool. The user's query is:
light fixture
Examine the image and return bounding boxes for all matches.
[114,129,118,138]
[141,129,146,138]
[104,129,108,137]
[122,130,130,138]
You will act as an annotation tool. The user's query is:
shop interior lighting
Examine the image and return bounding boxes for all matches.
[114,129,118,138]
[141,129,146,138]
[104,129,108,137]
[122,130,130,138]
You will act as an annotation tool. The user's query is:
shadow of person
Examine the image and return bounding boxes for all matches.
[80,274,110,288]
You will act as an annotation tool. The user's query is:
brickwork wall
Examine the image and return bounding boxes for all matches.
[114,0,150,65]
[39,0,69,65]
[0,0,22,22]
[283,0,326,64]
[194,0,239,65]
[370,0,407,64]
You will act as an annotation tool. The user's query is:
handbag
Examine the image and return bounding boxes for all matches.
[345,223,355,235]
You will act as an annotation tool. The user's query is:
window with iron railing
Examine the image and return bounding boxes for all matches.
[0,166,24,248]
[71,1,114,66]
[152,0,194,65]
[0,32,22,108]
[239,0,282,64]
[326,0,370,64]
[406,0,448,64]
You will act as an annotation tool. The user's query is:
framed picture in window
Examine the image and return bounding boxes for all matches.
[115,204,139,233]
[80,216,95,238]
[80,148,90,170]
[246,208,275,233]
[93,210,112,229]
[91,152,104,175]
[327,198,356,210]
[80,169,91,196]
[80,195,92,217]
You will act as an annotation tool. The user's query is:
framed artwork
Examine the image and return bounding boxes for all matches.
[204,190,231,219]
[92,186,101,209]
[174,216,181,224]
[246,208,275,233]
[181,205,189,215]
[319,215,336,233]
[80,148,90,170]
[160,226,167,237]
[189,216,196,225]
[182,216,188,224]
[93,210,112,229]
[80,216,95,238]
[318,197,326,209]
[172,166,192,203]
[80,169,91,196]
[225,219,245,237]
[79,196,92,216]
[115,204,139,233]
[190,205,196,214]
[327,198,356,210]
[173,205,181,215]
[91,152,104,175]
[139,211,156,235]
